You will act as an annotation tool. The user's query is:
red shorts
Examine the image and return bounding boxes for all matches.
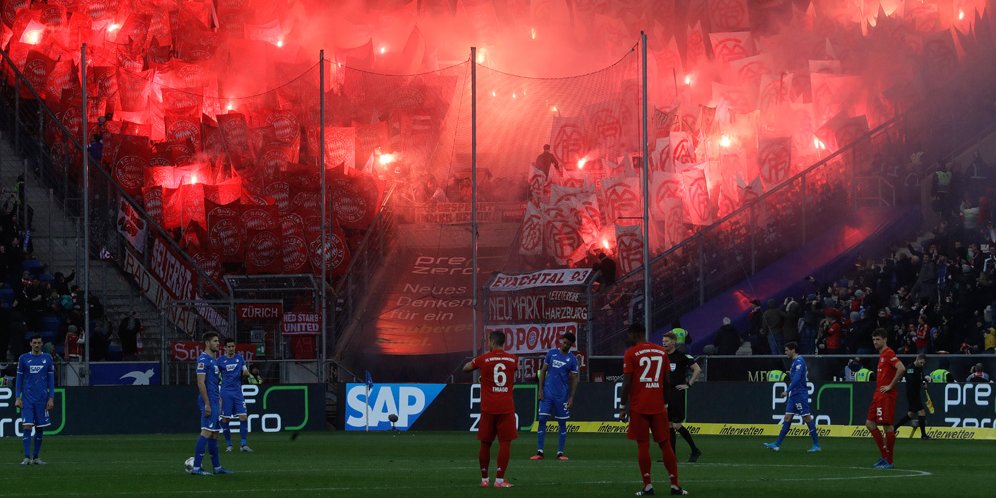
[477,412,518,442]
[867,392,896,425]
[627,412,671,442]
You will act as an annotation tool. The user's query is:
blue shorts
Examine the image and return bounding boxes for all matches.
[221,390,247,418]
[539,398,570,420]
[200,399,222,432]
[786,392,811,417]
[21,399,51,428]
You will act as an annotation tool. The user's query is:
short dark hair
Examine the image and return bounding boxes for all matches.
[225,338,236,346]
[662,332,677,341]
[562,332,576,344]
[202,331,219,343]
[871,328,888,339]
[916,353,927,361]
[629,322,646,337]
[489,330,506,346]
[29,333,42,342]
[784,341,798,351]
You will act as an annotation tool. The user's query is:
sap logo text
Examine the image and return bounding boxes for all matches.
[29,365,44,374]
[346,384,444,431]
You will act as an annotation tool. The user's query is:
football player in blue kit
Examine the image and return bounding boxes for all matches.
[15,335,55,465]
[218,338,253,452]
[531,332,579,461]
[764,342,821,452]
[189,332,233,475]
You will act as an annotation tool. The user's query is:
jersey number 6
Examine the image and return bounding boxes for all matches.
[494,363,507,387]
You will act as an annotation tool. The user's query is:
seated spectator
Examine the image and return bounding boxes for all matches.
[966,363,992,383]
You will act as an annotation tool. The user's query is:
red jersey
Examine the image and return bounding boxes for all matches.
[472,349,518,414]
[623,341,670,414]
[875,347,900,391]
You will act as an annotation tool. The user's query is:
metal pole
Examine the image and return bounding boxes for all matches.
[82,43,91,385]
[22,158,27,230]
[471,47,479,359]
[800,176,807,244]
[640,32,652,335]
[319,50,328,383]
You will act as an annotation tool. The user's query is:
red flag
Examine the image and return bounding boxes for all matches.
[206,199,243,263]
[519,203,544,257]
[710,31,754,64]
[757,137,793,190]
[614,224,644,274]
[709,0,751,31]
[112,135,151,197]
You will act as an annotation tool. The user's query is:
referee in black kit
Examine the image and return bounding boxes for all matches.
[661,332,703,462]
[896,353,931,439]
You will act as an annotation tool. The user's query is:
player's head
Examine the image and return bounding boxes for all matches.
[783,341,798,359]
[915,353,926,367]
[202,331,220,353]
[662,332,676,350]
[29,334,43,353]
[627,323,646,345]
[543,144,551,151]
[558,332,576,352]
[871,328,888,351]
[224,338,236,356]
[488,330,506,351]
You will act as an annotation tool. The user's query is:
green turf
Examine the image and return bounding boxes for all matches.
[4,432,992,496]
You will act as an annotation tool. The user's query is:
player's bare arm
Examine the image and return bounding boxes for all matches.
[618,373,632,421]
[882,360,906,393]
[677,362,701,390]
[462,360,475,373]
[197,373,211,416]
[537,363,548,401]
[567,371,579,408]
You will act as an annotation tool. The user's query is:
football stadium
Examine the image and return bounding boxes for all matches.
[2,0,995,496]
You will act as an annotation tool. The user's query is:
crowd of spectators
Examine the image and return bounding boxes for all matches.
[729,153,996,359]
[0,185,126,366]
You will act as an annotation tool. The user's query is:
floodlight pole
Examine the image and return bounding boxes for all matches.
[640,32,652,338]
[319,49,328,383]
[471,46,479,359]
[82,43,91,384]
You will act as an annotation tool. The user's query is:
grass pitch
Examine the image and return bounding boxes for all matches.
[4,431,991,497]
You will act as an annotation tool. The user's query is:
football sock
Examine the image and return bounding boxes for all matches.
[557,420,568,454]
[193,436,208,468]
[775,421,791,446]
[806,420,819,446]
[637,440,652,486]
[223,423,233,447]
[536,415,548,451]
[918,416,927,436]
[478,442,491,478]
[22,431,31,458]
[678,426,698,452]
[669,428,677,453]
[207,438,221,468]
[239,422,248,447]
[496,441,510,479]
[870,428,887,459]
[657,441,680,487]
[885,431,896,464]
[32,431,43,459]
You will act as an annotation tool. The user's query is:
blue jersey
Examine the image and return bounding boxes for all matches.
[195,352,221,403]
[542,348,579,400]
[217,354,246,393]
[16,352,55,403]
[787,356,808,395]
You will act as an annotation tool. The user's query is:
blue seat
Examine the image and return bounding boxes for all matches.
[40,315,62,333]
[40,330,58,344]
[0,287,13,309]
[22,259,45,275]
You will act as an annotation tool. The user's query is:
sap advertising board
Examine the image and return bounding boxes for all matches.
[342,383,538,431]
